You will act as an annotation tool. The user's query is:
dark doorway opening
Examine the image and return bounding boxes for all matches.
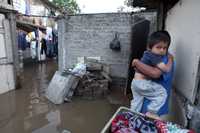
[194,58,200,106]
[126,17,150,94]
[8,0,11,4]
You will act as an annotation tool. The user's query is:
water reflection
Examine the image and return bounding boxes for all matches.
[32,110,61,133]
[0,60,122,133]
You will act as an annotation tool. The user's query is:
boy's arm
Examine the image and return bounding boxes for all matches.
[156,54,173,72]
[132,59,162,78]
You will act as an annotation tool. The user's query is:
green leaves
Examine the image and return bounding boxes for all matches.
[52,0,80,14]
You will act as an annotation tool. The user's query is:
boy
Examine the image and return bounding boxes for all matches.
[130,31,173,119]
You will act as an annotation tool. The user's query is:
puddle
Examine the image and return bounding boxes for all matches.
[0,60,121,133]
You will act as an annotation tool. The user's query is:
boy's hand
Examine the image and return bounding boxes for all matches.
[132,59,139,67]
[168,53,174,61]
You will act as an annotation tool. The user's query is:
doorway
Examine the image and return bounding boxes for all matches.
[194,57,200,106]
[126,17,150,94]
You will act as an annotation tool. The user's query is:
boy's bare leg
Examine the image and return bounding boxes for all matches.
[145,112,162,120]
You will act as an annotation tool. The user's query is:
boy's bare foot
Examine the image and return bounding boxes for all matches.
[145,112,162,120]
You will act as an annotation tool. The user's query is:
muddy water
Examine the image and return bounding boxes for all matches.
[0,60,124,133]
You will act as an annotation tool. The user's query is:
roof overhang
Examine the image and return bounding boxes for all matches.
[16,20,46,32]
[132,0,179,11]
[0,3,16,13]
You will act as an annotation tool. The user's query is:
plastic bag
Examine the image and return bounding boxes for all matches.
[110,32,121,51]
[71,63,86,77]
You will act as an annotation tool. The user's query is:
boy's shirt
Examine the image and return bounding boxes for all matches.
[141,55,175,115]
[136,50,163,78]
[141,50,163,67]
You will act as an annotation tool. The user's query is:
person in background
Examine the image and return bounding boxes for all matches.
[46,27,54,58]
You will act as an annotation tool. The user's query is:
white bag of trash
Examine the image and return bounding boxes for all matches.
[71,63,86,77]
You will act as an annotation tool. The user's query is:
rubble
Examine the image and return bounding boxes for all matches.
[45,57,111,104]
[75,58,111,100]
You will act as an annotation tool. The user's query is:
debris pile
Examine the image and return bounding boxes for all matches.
[75,59,111,99]
[46,57,111,104]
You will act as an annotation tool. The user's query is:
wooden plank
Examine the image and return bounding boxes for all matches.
[101,71,112,82]
[102,63,110,74]
[86,61,102,71]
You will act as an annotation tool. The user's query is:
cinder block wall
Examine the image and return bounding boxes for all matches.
[58,12,157,78]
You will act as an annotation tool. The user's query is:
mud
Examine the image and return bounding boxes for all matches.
[0,60,127,133]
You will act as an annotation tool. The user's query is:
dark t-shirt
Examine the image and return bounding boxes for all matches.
[141,50,163,66]
[141,55,175,115]
[136,50,163,77]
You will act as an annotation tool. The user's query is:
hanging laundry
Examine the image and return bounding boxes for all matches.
[46,27,54,58]
[52,29,58,56]
[29,31,37,59]
[17,30,27,50]
[31,41,36,59]
[40,38,47,55]
[37,29,46,61]
[25,0,30,15]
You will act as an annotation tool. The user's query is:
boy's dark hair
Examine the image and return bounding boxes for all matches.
[147,30,171,49]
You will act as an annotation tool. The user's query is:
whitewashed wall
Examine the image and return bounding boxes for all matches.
[0,14,15,94]
[166,0,200,103]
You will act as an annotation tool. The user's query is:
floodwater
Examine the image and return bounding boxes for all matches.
[0,60,128,133]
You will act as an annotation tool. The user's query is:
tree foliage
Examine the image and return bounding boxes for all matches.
[124,0,133,7]
[52,0,80,14]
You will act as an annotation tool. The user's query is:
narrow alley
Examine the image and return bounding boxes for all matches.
[1,0,200,132]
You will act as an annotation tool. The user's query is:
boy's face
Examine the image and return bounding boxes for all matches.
[151,41,168,55]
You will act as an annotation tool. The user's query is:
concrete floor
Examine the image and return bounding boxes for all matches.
[0,60,130,133]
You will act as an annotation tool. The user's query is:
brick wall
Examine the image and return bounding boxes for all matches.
[58,12,157,78]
